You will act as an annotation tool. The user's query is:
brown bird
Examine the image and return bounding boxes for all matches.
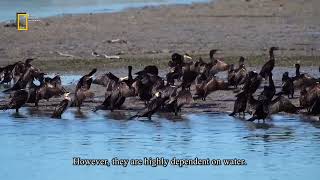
[51,92,72,119]
[73,69,97,110]
[0,88,30,113]
[293,63,318,89]
[269,95,299,114]
[202,77,229,100]
[163,88,193,116]
[35,81,66,106]
[129,92,165,120]
[299,83,320,112]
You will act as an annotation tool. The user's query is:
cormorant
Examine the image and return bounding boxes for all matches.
[51,92,72,119]
[0,88,30,113]
[268,95,299,114]
[135,65,159,76]
[243,71,262,94]
[229,91,248,117]
[247,99,270,122]
[277,72,294,98]
[299,83,320,112]
[73,69,97,110]
[129,92,165,120]
[259,47,279,79]
[202,76,229,100]
[163,88,193,116]
[258,73,275,101]
[293,63,317,88]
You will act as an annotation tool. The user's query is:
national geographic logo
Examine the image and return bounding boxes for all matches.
[16,12,40,31]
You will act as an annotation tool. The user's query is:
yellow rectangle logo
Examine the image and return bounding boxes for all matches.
[16,12,29,31]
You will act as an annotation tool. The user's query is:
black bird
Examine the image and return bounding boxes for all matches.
[129,92,165,120]
[180,68,199,90]
[166,66,182,85]
[310,97,320,115]
[247,99,270,122]
[51,92,72,119]
[135,65,159,76]
[277,72,294,98]
[237,56,245,69]
[242,71,262,94]
[259,47,279,79]
[209,49,218,62]
[134,72,164,104]
[229,91,248,117]
[169,53,185,67]
[0,89,30,113]
[121,66,134,86]
[258,73,275,101]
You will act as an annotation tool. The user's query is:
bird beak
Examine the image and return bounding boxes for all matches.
[184,54,193,60]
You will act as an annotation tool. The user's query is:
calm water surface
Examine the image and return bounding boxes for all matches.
[0,0,209,22]
[1,74,320,179]
[0,108,320,179]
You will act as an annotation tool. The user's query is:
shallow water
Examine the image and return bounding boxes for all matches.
[0,108,320,179]
[0,0,209,22]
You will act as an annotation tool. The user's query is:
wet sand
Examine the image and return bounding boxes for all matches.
[0,0,320,66]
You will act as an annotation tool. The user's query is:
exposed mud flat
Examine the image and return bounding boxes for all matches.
[0,0,320,65]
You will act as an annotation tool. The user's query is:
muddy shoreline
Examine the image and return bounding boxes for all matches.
[0,66,319,121]
[1,0,320,66]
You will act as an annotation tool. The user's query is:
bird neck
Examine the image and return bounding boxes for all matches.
[296,67,300,76]
[128,68,132,81]
[269,49,275,61]
[269,75,275,88]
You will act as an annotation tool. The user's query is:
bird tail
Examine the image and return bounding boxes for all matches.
[51,114,61,119]
[92,105,106,112]
[3,88,12,93]
[247,117,256,122]
[229,112,236,116]
[128,115,138,120]
[0,105,9,111]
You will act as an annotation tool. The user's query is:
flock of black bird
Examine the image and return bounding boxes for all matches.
[0,47,320,121]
